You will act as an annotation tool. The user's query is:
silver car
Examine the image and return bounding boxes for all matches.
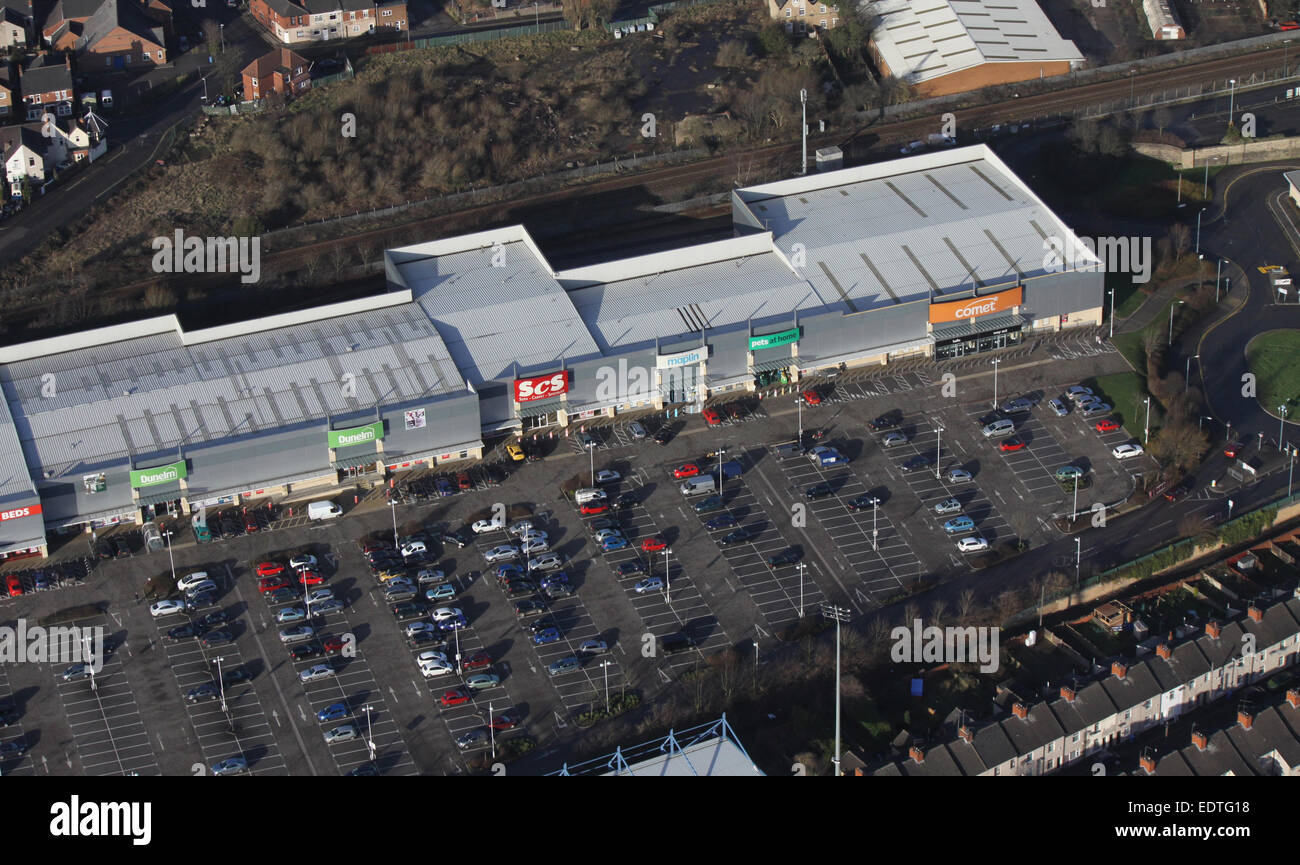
[300,664,335,683]
[324,724,358,744]
[484,545,519,564]
[1048,398,1069,417]
[628,422,647,440]
[881,432,908,448]
[1081,402,1112,418]
[1000,397,1034,414]
[933,498,962,516]
[279,624,315,644]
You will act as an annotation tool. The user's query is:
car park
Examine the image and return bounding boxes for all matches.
[300,664,335,683]
[465,674,501,691]
[634,577,664,594]
[1113,443,1145,460]
[150,599,187,618]
[933,498,962,515]
[942,516,976,534]
[956,536,990,553]
[548,656,581,676]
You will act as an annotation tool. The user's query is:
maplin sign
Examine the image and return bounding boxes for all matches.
[129,461,188,489]
[656,346,709,369]
[328,421,385,449]
[929,286,1024,324]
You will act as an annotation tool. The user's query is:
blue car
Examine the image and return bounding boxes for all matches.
[496,564,522,580]
[425,584,457,602]
[705,514,737,530]
[434,478,455,497]
[599,536,629,552]
[942,516,976,535]
[436,614,468,632]
[533,627,561,645]
[540,572,569,589]
[317,702,348,723]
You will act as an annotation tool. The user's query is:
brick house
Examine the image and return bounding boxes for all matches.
[44,0,168,68]
[241,47,311,100]
[0,0,34,49]
[767,0,839,34]
[0,122,51,195]
[18,54,75,120]
[0,79,13,120]
[249,0,408,45]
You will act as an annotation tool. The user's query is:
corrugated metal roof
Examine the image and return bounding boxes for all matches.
[0,392,35,500]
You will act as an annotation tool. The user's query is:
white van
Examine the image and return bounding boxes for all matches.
[981,419,1016,438]
[680,476,717,497]
[307,500,343,521]
[574,488,607,505]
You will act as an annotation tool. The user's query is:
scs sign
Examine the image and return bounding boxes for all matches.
[514,372,569,403]
[0,503,41,522]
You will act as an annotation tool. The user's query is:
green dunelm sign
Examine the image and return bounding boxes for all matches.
[130,461,188,489]
[329,421,385,449]
[749,327,801,351]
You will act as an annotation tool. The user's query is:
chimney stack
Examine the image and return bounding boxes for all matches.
[1247,605,1264,623]
[958,725,974,743]
[1012,702,1029,719]
[1111,661,1128,679]
[1059,685,1076,702]
[1139,752,1156,774]
[1286,688,1300,709]
[1237,709,1255,730]
[1205,620,1221,639]
[1191,729,1208,751]
[908,745,924,764]
[1156,643,1172,660]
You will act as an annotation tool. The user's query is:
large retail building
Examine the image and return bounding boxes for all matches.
[0,145,1102,558]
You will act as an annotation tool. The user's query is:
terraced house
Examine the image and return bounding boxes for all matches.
[17,54,75,120]
[0,0,34,49]
[43,0,168,69]
[249,0,407,44]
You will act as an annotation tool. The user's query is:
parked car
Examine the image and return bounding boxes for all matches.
[1081,403,1112,418]
[617,559,647,577]
[1095,418,1121,433]
[426,583,458,602]
[579,639,609,655]
[465,673,501,691]
[673,463,700,479]
[881,432,908,448]
[1048,398,1069,417]
[999,437,1026,452]
[472,517,504,534]
[628,421,647,439]
[653,427,673,444]
[211,757,247,776]
[933,498,962,515]
[806,482,833,499]
[149,599,187,618]
[1065,386,1094,402]
[324,724,358,744]
[702,408,722,426]
[548,656,581,676]
[767,549,801,568]
[1113,443,1145,460]
[1000,397,1034,414]
[868,410,902,431]
[317,702,349,723]
[945,468,973,483]
[484,545,519,564]
[802,389,821,406]
[594,469,621,484]
[900,455,931,473]
[942,516,976,535]
[705,514,737,530]
[634,577,664,594]
[299,664,335,683]
[955,536,989,554]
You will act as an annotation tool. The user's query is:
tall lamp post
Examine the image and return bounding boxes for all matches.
[1075,537,1082,587]
[1185,354,1199,395]
[990,358,1001,409]
[1144,397,1152,444]
[388,498,398,549]
[1289,447,1296,498]
[870,497,880,551]
[820,604,851,777]
[1279,406,1289,451]
[796,396,803,442]
[364,704,376,763]
[934,426,944,479]
[1168,300,1184,346]
[215,656,227,712]
[1228,78,1236,123]
[1195,208,1205,256]
[1108,288,1115,338]
[795,562,806,618]
[600,660,612,713]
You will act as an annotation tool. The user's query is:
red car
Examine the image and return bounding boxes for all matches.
[457,472,472,491]
[298,570,325,587]
[999,438,1026,452]
[243,513,260,533]
[673,463,700,479]
[802,389,821,406]
[702,408,722,426]
[5,575,21,598]
[488,712,521,731]
[256,561,285,578]
[258,576,288,593]
[441,688,471,707]
[322,635,346,654]
[641,536,667,553]
[1224,441,1245,459]
[580,502,609,516]
[462,651,493,671]
[1094,418,1121,433]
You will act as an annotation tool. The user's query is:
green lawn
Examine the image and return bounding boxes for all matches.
[1245,330,1300,414]
[1089,372,1156,437]
[1111,282,1148,320]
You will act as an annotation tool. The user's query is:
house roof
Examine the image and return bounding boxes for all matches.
[20,54,72,96]
[0,123,48,161]
[75,0,164,52]
[1226,706,1300,773]
[867,0,1084,88]
[48,0,102,23]
[242,47,309,81]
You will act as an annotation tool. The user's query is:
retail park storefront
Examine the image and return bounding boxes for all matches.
[930,287,1025,361]
[514,371,568,431]
[750,326,800,387]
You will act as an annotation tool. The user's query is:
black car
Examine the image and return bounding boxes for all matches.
[112,536,131,558]
[200,629,233,647]
[505,581,538,598]
[589,517,621,531]
[661,633,695,655]
[222,667,252,685]
[220,519,242,536]
[528,616,558,635]
[94,538,114,560]
[187,592,219,611]
[617,559,647,577]
[719,528,753,546]
[391,601,427,619]
[347,763,380,776]
[867,411,902,431]
[185,683,220,703]
[166,621,206,640]
[0,738,28,757]
[289,642,323,661]
[266,587,299,605]
[614,492,638,510]
[1164,479,1193,502]
[806,483,833,500]
[485,465,507,484]
[847,495,879,511]
[514,598,548,618]
[544,583,575,600]
[900,455,931,473]
[652,427,673,445]
[409,631,448,649]
[767,549,801,568]
[196,610,229,628]
[441,531,469,549]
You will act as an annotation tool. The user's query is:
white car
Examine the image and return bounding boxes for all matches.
[400,541,428,557]
[431,607,464,622]
[594,469,621,484]
[289,554,317,571]
[404,621,436,638]
[416,650,449,665]
[324,725,358,744]
[472,517,504,534]
[956,536,990,554]
[520,537,550,554]
[484,545,519,564]
[1112,443,1145,460]
[507,520,535,538]
[176,572,211,592]
[420,659,455,678]
[300,664,335,683]
[279,625,315,644]
[149,599,188,618]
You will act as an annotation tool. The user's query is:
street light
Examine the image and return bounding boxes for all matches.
[1280,406,1289,451]
[219,23,224,53]
[990,358,1001,408]
[1227,499,1235,521]
[1072,474,1079,521]
[1144,396,1151,444]
[1289,447,1296,497]
[1168,300,1184,346]
[1195,207,1204,256]
[752,640,759,692]
[934,426,944,479]
[1228,78,1236,123]
[163,524,176,585]
[84,631,97,693]
[664,549,671,604]
[1200,415,1211,433]
[796,562,806,617]
[215,655,227,712]
[870,497,880,551]
[1185,354,1199,395]
[1108,288,1115,338]
[1075,536,1082,587]
[796,396,803,442]
[388,497,398,549]
[364,704,376,762]
[600,660,612,712]
[1129,68,1136,108]
[820,604,851,777]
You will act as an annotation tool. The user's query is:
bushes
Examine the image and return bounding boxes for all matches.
[576,691,641,726]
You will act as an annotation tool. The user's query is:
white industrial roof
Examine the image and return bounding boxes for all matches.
[869,0,1083,87]
[734,145,1100,309]
[389,227,602,382]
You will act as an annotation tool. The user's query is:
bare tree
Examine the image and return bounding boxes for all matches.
[1005,509,1039,550]
[957,588,977,623]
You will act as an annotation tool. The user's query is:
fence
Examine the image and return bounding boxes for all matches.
[201,100,266,116]
[606,0,729,32]
[366,17,571,53]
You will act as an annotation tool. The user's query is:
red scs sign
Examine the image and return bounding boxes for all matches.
[514,372,569,403]
[0,503,41,522]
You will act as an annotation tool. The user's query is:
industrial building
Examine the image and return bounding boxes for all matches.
[0,144,1103,559]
